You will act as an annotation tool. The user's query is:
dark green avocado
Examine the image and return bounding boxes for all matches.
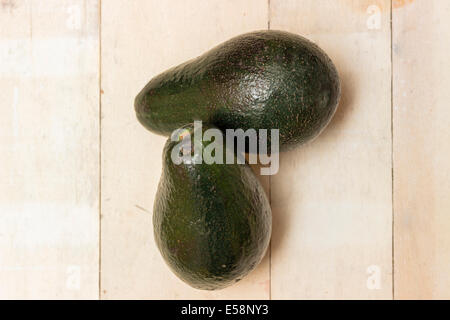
[153,124,271,290]
[135,30,340,150]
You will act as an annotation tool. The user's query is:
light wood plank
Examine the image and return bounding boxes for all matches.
[0,0,100,299]
[269,0,393,299]
[100,0,269,299]
[393,0,450,299]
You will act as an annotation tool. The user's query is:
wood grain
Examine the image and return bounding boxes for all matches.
[0,0,99,299]
[2,0,450,300]
[393,0,450,299]
[100,0,270,299]
[269,0,393,299]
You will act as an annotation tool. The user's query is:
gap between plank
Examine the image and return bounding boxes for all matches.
[267,0,271,301]
[98,0,103,301]
[390,0,395,300]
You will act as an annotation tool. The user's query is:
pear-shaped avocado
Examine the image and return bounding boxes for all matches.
[135,30,340,150]
[153,124,271,290]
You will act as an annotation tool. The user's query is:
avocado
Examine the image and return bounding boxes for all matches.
[135,30,340,150]
[153,123,271,290]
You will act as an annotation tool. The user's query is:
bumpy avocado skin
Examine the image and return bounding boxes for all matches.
[153,124,272,290]
[135,30,340,150]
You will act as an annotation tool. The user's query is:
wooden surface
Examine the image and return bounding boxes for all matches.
[0,0,99,299]
[270,0,393,299]
[100,0,270,299]
[393,0,450,299]
[1,0,449,299]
